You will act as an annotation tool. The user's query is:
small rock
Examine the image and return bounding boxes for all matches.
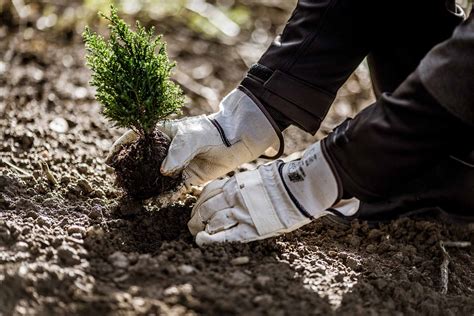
[51,237,63,248]
[36,216,50,228]
[231,256,250,266]
[393,252,404,262]
[345,257,361,271]
[14,241,29,252]
[0,226,11,244]
[25,210,38,219]
[375,278,387,290]
[88,208,101,220]
[227,271,251,286]
[366,244,377,253]
[113,273,130,283]
[253,294,273,305]
[76,163,89,174]
[60,175,71,185]
[108,251,129,269]
[86,225,104,238]
[57,245,80,266]
[77,179,93,194]
[255,275,271,289]
[49,117,69,133]
[67,225,86,236]
[19,132,34,149]
[178,264,196,275]
[335,273,345,282]
[71,233,83,240]
[92,189,105,198]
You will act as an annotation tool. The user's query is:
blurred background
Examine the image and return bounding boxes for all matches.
[0,0,472,154]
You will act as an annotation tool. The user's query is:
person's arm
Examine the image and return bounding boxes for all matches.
[324,14,474,201]
[240,0,372,133]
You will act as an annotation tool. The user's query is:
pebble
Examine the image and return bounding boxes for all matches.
[375,278,387,290]
[228,271,251,286]
[49,117,69,133]
[57,245,80,266]
[253,294,273,305]
[86,225,104,238]
[0,226,11,244]
[67,225,86,236]
[76,163,89,174]
[113,273,130,283]
[255,275,271,289]
[25,210,38,219]
[108,251,129,269]
[14,241,29,252]
[178,264,196,274]
[366,244,377,253]
[77,179,93,194]
[70,233,83,240]
[51,237,63,248]
[88,208,101,220]
[231,256,250,266]
[36,216,50,228]
[345,257,361,271]
[60,175,71,185]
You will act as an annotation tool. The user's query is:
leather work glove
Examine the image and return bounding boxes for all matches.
[105,89,281,186]
[188,141,358,246]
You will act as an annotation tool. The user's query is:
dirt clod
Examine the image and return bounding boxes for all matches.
[109,129,182,200]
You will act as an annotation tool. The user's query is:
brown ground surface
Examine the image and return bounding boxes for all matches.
[1,1,473,315]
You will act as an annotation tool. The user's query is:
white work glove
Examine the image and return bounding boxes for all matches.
[188,141,358,246]
[106,89,281,186]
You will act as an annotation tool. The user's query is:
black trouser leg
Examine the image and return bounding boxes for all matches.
[367,1,463,97]
[346,156,474,222]
[322,69,474,217]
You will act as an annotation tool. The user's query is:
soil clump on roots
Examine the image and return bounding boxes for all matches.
[109,128,182,200]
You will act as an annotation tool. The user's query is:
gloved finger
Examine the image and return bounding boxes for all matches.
[162,116,224,177]
[205,208,237,235]
[189,193,228,236]
[105,129,139,165]
[195,223,256,246]
[195,190,231,222]
[188,179,227,235]
[183,158,230,187]
[155,120,179,138]
[160,133,205,177]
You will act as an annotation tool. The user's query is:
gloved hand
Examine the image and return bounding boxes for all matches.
[188,141,358,246]
[105,89,281,186]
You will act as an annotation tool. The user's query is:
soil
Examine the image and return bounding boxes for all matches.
[1,2,474,315]
[109,129,182,200]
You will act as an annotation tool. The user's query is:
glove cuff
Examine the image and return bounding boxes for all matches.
[281,142,341,218]
[237,86,285,159]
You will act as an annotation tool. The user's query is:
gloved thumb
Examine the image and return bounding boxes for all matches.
[105,129,139,165]
[160,134,203,177]
[155,120,179,138]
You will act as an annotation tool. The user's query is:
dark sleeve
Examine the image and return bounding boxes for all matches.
[419,13,474,126]
[240,0,373,134]
[322,70,474,201]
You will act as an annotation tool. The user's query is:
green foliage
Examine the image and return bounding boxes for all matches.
[83,6,183,136]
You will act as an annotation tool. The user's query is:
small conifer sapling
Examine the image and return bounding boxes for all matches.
[83,7,184,199]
